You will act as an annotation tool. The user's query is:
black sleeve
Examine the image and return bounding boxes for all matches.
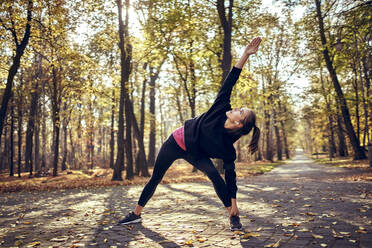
[212,67,242,108]
[223,161,238,199]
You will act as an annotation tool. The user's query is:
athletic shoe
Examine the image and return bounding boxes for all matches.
[230,215,242,231]
[119,212,142,225]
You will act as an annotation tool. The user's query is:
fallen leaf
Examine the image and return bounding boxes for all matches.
[356,229,367,234]
[332,222,337,225]
[320,243,327,247]
[332,229,343,239]
[24,221,32,225]
[185,239,193,245]
[27,241,40,247]
[103,238,107,243]
[303,204,312,207]
[198,238,206,243]
[360,193,366,199]
[349,239,357,243]
[50,237,68,242]
[243,232,260,238]
[124,225,133,230]
[339,232,351,237]
[257,227,264,231]
[265,239,281,247]
[312,234,323,239]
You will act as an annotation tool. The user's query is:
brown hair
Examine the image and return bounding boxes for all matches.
[227,110,260,154]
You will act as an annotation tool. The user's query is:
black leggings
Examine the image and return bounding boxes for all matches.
[138,134,232,208]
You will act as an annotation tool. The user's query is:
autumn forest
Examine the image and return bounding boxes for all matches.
[0,0,371,183]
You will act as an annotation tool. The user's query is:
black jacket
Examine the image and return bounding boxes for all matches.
[184,66,242,198]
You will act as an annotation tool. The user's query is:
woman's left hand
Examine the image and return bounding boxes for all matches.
[244,37,262,56]
[229,204,240,217]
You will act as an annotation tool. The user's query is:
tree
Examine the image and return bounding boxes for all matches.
[114,0,133,180]
[0,0,33,142]
[314,0,366,159]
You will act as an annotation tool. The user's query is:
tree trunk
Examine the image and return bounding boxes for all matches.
[3,126,8,171]
[320,69,336,159]
[69,128,75,169]
[0,0,33,141]
[51,66,61,177]
[314,0,366,159]
[61,103,68,171]
[34,96,40,172]
[77,104,83,168]
[25,72,40,177]
[135,63,148,176]
[361,56,371,143]
[130,101,149,177]
[357,56,368,148]
[361,56,371,144]
[148,67,156,167]
[110,89,115,169]
[351,62,360,142]
[216,0,234,173]
[336,104,348,157]
[115,0,133,180]
[41,89,47,169]
[10,97,15,176]
[236,140,242,162]
[264,109,273,161]
[280,120,290,159]
[175,88,185,124]
[273,109,282,161]
[17,99,23,177]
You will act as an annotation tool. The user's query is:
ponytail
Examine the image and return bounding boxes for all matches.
[249,125,260,154]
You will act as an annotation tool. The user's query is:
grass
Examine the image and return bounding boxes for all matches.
[313,154,371,168]
[0,160,285,193]
[313,154,372,181]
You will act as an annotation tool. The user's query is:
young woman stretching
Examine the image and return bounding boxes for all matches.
[119,37,262,231]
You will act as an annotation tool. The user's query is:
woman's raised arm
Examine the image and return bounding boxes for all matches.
[235,37,262,69]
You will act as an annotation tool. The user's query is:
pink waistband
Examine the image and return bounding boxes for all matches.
[172,126,186,151]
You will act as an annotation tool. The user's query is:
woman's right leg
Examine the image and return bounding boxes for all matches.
[135,135,185,213]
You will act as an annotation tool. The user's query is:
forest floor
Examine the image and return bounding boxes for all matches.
[0,150,371,248]
[0,160,285,193]
[312,155,372,181]
[1,154,370,193]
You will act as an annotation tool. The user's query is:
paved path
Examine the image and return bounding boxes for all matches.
[0,151,371,248]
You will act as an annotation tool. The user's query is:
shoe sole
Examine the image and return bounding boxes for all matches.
[120,218,142,225]
[231,227,243,231]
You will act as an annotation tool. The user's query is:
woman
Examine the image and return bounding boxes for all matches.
[119,37,261,231]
